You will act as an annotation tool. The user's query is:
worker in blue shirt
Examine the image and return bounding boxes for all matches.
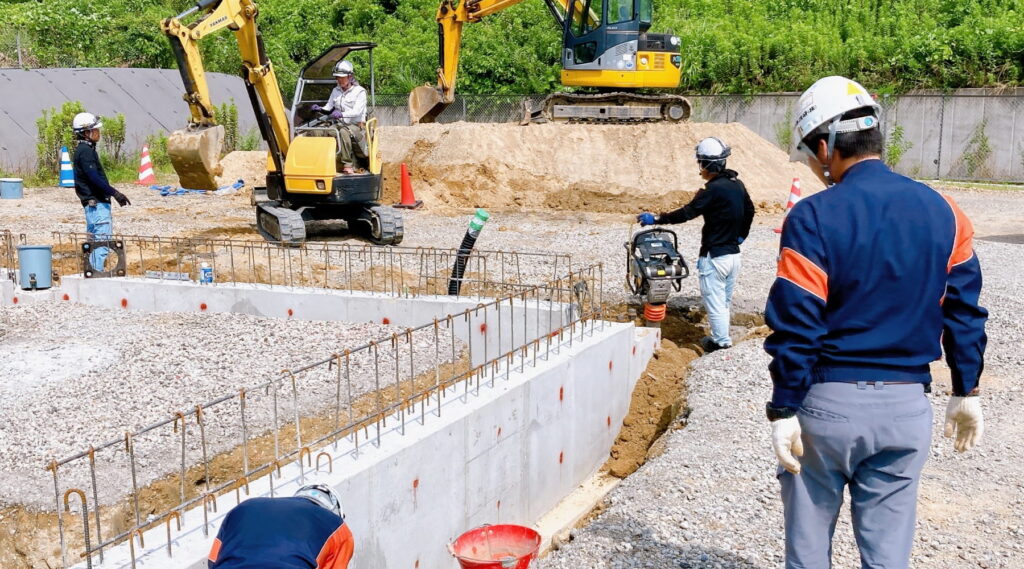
[209,484,354,569]
[71,112,130,271]
[764,76,987,569]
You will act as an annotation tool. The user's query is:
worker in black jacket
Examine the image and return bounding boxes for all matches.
[71,112,130,271]
[637,137,755,352]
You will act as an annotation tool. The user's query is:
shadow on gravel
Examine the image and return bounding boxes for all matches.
[565,520,771,569]
[978,234,1024,244]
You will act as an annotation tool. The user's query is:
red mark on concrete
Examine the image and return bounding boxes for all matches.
[415,561,420,569]
[120,298,128,309]
[62,294,70,301]
[200,303,207,311]
[287,308,294,317]
[413,478,419,490]
[632,345,637,355]
[480,322,487,334]
[607,416,612,428]
[559,386,564,402]
[497,426,502,438]
[382,317,390,325]
[11,297,17,304]
[559,451,564,464]
[608,360,614,371]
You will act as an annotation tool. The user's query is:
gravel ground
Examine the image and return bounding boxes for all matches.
[538,239,1024,568]
[0,302,459,509]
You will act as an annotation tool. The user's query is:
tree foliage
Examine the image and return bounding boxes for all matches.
[2,0,1022,96]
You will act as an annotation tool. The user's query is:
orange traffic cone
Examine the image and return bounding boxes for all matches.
[395,163,422,209]
[137,145,157,185]
[773,178,802,233]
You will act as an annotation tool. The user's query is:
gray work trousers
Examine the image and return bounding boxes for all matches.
[336,123,367,169]
[779,382,932,569]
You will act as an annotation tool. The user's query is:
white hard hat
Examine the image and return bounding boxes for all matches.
[333,60,354,77]
[295,483,344,519]
[72,112,103,132]
[791,76,880,161]
[695,137,731,162]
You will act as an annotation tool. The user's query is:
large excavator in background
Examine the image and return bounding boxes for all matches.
[409,0,691,124]
[162,0,403,245]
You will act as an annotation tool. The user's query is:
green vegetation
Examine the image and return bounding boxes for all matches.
[2,0,1022,97]
[884,124,913,168]
[962,120,993,177]
[35,102,137,185]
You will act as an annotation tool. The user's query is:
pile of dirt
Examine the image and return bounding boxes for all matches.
[215,151,268,199]
[381,122,822,213]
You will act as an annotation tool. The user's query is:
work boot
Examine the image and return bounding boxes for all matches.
[700,336,729,354]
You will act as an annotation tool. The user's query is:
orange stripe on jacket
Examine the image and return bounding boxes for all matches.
[208,537,222,563]
[777,247,828,302]
[940,194,975,271]
[316,523,355,569]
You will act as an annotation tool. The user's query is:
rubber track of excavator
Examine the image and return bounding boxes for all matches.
[256,203,307,245]
[537,91,691,123]
[369,205,404,245]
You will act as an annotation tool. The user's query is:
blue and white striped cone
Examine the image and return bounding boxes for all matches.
[59,146,75,188]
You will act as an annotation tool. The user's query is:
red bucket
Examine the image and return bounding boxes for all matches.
[448,524,542,569]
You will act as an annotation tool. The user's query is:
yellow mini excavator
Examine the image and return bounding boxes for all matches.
[409,0,691,124]
[162,0,403,244]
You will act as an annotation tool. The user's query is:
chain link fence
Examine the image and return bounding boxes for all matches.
[375,92,1024,183]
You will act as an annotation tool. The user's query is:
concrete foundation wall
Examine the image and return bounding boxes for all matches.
[54,276,575,368]
[72,321,660,569]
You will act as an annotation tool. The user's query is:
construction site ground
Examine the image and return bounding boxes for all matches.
[1,122,1022,569]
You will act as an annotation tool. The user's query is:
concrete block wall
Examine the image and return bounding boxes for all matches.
[73,323,661,569]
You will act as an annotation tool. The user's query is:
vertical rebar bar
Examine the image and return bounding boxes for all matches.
[63,489,92,569]
[125,432,143,541]
[239,389,250,476]
[50,461,66,569]
[173,413,187,516]
[87,448,104,563]
[196,406,210,496]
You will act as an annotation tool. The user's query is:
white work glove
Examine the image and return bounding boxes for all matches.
[771,416,804,474]
[944,396,983,452]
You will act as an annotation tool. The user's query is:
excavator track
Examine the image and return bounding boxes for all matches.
[525,92,691,124]
[364,205,404,246]
[256,203,307,246]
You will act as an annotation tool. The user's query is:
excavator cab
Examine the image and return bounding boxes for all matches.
[255,42,403,245]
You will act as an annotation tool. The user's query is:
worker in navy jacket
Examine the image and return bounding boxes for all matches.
[764,76,987,569]
[209,484,354,569]
[71,112,130,271]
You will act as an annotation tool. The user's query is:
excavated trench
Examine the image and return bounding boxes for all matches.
[552,303,765,546]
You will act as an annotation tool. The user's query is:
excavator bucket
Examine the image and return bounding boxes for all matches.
[167,125,225,191]
[408,85,448,125]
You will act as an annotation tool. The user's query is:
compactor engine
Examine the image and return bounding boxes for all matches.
[626,228,688,326]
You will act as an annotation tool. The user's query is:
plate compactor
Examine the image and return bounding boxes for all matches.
[626,228,689,327]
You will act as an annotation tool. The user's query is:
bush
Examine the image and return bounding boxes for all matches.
[35,101,84,176]
[100,113,127,163]
[217,100,239,154]
[884,124,913,168]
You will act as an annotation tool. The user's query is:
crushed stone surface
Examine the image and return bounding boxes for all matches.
[0,302,459,509]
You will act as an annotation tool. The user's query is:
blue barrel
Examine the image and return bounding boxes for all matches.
[0,178,24,199]
[17,245,53,290]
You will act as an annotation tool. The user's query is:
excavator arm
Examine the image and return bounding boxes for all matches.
[409,0,591,124]
[161,0,291,190]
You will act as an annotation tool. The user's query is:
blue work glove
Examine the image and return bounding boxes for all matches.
[330,110,344,120]
[637,212,657,226]
[310,104,322,112]
[738,237,745,244]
